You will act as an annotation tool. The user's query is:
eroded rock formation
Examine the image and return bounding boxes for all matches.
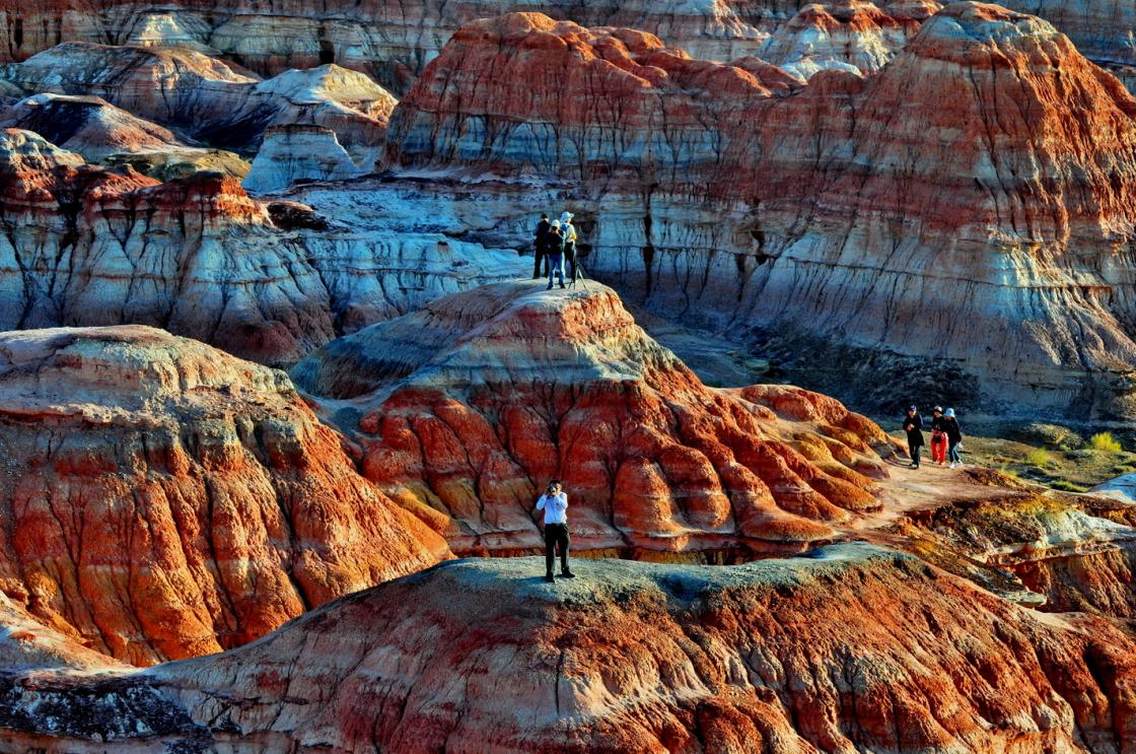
[294,281,892,556]
[0,128,527,365]
[0,326,451,665]
[0,92,249,178]
[386,6,1136,419]
[2,46,395,157]
[762,0,940,76]
[0,1,1131,91]
[0,0,776,91]
[3,545,1136,753]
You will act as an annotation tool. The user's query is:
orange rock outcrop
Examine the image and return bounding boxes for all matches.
[294,282,893,556]
[0,326,450,665]
[4,546,1136,753]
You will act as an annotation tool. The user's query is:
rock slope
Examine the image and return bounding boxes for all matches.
[2,46,395,158]
[0,128,526,365]
[294,282,892,556]
[0,92,249,178]
[386,6,1136,419]
[0,0,774,91]
[0,1,1131,90]
[3,546,1136,753]
[0,326,451,666]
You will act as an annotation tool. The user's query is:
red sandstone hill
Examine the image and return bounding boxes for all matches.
[293,281,895,557]
[0,326,451,665]
[3,546,1136,752]
[384,5,1136,420]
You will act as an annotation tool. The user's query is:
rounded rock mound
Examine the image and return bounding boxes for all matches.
[0,326,451,666]
[294,281,894,557]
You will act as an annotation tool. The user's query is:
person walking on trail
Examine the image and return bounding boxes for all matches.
[533,213,551,279]
[903,405,924,469]
[546,220,566,290]
[559,211,579,286]
[536,480,575,583]
[929,406,948,465]
[942,408,963,468]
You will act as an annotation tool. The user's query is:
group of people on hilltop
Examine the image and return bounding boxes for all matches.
[903,405,963,469]
[533,212,579,289]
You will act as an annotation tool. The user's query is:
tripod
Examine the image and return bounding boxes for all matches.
[568,251,588,289]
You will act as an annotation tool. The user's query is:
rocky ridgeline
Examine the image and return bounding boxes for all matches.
[386,5,1136,419]
[0,45,395,162]
[0,326,452,665]
[0,0,1131,91]
[294,281,893,557]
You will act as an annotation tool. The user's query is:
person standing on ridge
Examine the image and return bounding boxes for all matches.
[536,480,575,582]
[533,213,551,279]
[560,211,579,286]
[903,405,924,469]
[929,406,948,465]
[942,408,964,468]
[546,220,566,290]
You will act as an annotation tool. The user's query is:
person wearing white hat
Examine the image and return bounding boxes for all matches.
[546,220,566,290]
[942,408,963,467]
[559,211,579,285]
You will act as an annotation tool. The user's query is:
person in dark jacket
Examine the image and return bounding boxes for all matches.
[942,408,963,468]
[533,213,551,279]
[546,220,566,290]
[903,405,924,468]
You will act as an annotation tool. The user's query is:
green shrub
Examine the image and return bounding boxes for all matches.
[1024,448,1053,468]
[1089,432,1124,453]
[1008,422,1084,450]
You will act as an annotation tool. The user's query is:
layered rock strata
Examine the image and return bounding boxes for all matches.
[294,281,892,556]
[3,546,1136,753]
[0,326,451,665]
[385,6,1136,419]
[0,1,1131,91]
[0,128,527,365]
[0,92,248,178]
[2,46,395,158]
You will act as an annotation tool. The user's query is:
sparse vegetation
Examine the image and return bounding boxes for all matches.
[883,419,1136,492]
[1089,432,1124,453]
[1009,422,1084,451]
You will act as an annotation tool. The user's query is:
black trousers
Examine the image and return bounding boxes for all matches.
[908,440,922,466]
[532,249,547,279]
[544,523,570,575]
[564,244,578,284]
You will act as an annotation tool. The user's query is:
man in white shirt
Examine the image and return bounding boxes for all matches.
[535,479,575,583]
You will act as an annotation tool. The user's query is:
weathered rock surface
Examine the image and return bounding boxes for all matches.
[1,1,1133,93]
[386,6,1136,420]
[294,281,892,556]
[3,545,1136,753]
[0,0,776,92]
[896,480,1136,619]
[0,326,451,666]
[0,129,527,365]
[2,46,395,158]
[0,92,249,178]
[762,0,940,76]
[243,124,368,193]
